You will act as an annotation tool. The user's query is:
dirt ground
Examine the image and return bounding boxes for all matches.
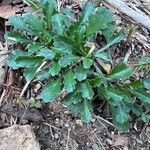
[0,0,150,150]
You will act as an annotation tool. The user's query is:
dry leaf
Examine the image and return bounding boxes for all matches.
[0,5,22,19]
[97,59,111,73]
[113,136,128,147]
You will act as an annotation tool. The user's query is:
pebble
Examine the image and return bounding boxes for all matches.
[76,119,83,126]
[54,133,59,139]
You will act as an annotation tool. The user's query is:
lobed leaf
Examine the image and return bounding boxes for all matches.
[40,79,62,102]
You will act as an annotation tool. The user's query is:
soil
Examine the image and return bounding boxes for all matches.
[0,0,150,150]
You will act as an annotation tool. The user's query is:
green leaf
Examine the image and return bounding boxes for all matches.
[130,90,150,104]
[59,54,79,67]
[5,32,31,44]
[79,99,92,123]
[74,65,88,81]
[142,113,150,122]
[81,80,94,100]
[63,90,82,105]
[63,71,76,93]
[83,58,93,69]
[52,14,65,35]
[23,13,46,34]
[80,2,95,24]
[62,7,75,27]
[40,79,62,102]
[37,48,55,60]
[94,52,111,62]
[110,105,129,131]
[127,81,144,89]
[108,62,133,80]
[75,25,86,45]
[24,66,37,80]
[9,15,27,30]
[104,87,123,103]
[49,62,61,76]
[16,56,43,68]
[89,77,103,87]
[95,34,124,53]
[7,50,27,69]
[42,0,56,25]
[53,37,74,54]
[24,0,40,10]
[116,104,129,124]
[27,43,43,53]
[37,69,50,80]
[86,7,113,36]
[144,77,150,90]
[101,21,117,42]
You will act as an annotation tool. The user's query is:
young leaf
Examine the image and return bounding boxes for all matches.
[86,7,113,37]
[74,65,88,81]
[81,80,94,100]
[40,79,62,102]
[83,58,93,69]
[79,99,92,123]
[49,62,61,76]
[108,62,133,80]
[63,71,76,93]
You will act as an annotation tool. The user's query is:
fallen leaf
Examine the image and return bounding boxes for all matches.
[97,59,111,73]
[0,5,22,19]
[113,136,128,147]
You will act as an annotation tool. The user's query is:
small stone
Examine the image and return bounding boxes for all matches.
[54,133,59,139]
[64,123,69,127]
[0,125,40,150]
[76,119,83,126]
[55,118,59,124]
